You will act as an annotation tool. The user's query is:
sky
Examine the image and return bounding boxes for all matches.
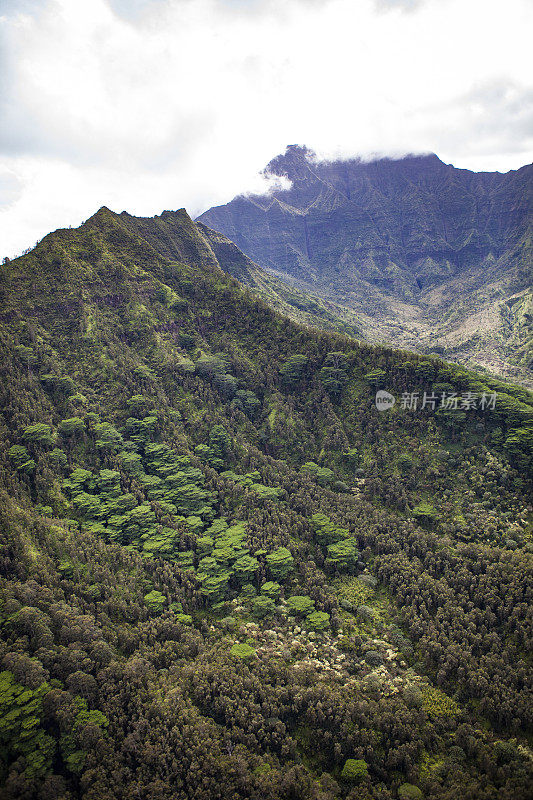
[0,0,532,257]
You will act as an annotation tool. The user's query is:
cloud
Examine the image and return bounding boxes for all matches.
[0,0,531,257]
[412,79,533,170]
[0,167,22,206]
[374,0,423,10]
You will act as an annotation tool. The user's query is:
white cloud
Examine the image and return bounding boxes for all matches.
[0,0,531,257]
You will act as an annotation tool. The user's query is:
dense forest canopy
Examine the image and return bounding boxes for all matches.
[0,207,531,800]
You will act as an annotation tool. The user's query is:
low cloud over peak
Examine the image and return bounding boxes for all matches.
[0,0,531,257]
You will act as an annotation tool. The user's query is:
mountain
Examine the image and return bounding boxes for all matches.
[0,206,532,800]
[116,208,361,337]
[197,146,533,387]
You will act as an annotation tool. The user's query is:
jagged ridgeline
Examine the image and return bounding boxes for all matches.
[198,148,533,388]
[0,207,532,800]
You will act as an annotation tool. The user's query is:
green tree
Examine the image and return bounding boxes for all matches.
[0,670,55,779]
[49,447,68,470]
[144,590,166,614]
[412,501,438,526]
[209,425,231,463]
[195,353,228,379]
[232,554,259,584]
[252,596,276,619]
[306,610,330,630]
[319,353,349,398]
[325,538,359,573]
[8,445,36,473]
[72,492,103,519]
[279,354,309,388]
[340,758,368,783]
[311,513,350,546]
[363,369,386,387]
[266,547,294,580]
[22,423,54,448]
[58,417,85,438]
[260,581,281,600]
[398,785,424,800]
[287,595,315,616]
[94,422,123,452]
[230,643,255,660]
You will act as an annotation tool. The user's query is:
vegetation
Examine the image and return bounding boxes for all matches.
[0,206,531,800]
[198,146,533,388]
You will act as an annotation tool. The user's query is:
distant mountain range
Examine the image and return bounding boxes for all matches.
[198,146,532,387]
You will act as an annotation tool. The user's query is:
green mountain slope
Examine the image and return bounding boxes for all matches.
[0,207,532,800]
[198,146,533,387]
[115,208,363,337]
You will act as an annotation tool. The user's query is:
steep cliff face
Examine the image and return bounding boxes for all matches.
[199,146,530,292]
[197,146,533,385]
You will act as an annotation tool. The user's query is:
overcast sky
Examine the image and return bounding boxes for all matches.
[0,0,532,257]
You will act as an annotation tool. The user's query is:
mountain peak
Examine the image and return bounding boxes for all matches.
[197,147,532,387]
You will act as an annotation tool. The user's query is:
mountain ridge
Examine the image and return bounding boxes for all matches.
[197,146,532,386]
[0,204,532,800]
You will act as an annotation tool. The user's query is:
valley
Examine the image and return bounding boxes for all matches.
[198,147,533,387]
